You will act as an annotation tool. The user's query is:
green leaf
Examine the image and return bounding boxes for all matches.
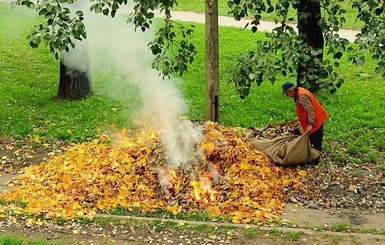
[102,8,109,16]
[356,58,365,66]
[375,7,383,16]
[147,12,155,19]
[333,52,343,59]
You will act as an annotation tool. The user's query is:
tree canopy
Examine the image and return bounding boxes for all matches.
[13,0,196,77]
[227,0,385,97]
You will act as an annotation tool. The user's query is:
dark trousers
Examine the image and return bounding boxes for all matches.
[309,124,324,151]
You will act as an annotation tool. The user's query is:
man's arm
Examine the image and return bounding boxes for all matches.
[298,94,315,131]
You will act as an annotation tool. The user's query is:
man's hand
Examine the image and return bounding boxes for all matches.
[306,125,313,133]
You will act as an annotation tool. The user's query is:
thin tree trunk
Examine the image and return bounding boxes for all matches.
[297,0,323,92]
[205,0,219,122]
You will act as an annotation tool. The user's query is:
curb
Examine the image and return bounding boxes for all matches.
[96,213,385,240]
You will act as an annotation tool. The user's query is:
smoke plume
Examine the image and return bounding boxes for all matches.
[71,3,203,168]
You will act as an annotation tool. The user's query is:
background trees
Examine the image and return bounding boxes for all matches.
[227,0,385,98]
[13,0,196,100]
[12,0,385,114]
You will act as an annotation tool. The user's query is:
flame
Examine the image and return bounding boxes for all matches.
[159,165,218,204]
[189,173,217,204]
[158,165,184,197]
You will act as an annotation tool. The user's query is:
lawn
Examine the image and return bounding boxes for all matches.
[174,0,364,29]
[0,2,384,169]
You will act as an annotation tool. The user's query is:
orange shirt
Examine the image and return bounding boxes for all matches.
[295,88,328,133]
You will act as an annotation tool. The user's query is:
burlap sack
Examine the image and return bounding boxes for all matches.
[249,134,321,165]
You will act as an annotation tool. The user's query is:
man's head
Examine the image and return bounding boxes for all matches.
[282,82,296,97]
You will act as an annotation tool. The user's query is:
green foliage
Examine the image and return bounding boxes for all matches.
[12,0,196,77]
[12,0,87,59]
[92,0,197,77]
[148,19,197,77]
[349,0,385,78]
[227,24,340,98]
[226,0,385,98]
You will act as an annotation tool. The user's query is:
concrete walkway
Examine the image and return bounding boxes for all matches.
[0,174,17,192]
[163,10,359,43]
[0,0,358,42]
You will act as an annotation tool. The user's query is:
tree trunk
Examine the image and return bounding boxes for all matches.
[205,0,219,122]
[297,0,323,92]
[57,61,93,100]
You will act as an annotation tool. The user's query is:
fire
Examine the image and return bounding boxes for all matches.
[158,165,184,197]
[158,164,219,205]
[189,173,217,204]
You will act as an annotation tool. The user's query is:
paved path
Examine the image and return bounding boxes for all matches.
[0,173,17,192]
[163,10,359,43]
[0,0,359,42]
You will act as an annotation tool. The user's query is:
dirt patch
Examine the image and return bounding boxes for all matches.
[282,204,385,231]
[0,138,68,173]
[1,217,385,245]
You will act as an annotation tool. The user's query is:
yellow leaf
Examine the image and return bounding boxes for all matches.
[35,219,45,226]
[26,218,34,227]
[231,211,244,224]
[33,135,40,143]
[132,202,141,208]
[201,141,215,155]
[239,162,250,170]
[167,204,182,216]
[76,210,84,217]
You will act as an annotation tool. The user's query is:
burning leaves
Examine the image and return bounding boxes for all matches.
[0,121,306,224]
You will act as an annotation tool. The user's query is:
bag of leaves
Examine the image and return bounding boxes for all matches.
[249,133,321,165]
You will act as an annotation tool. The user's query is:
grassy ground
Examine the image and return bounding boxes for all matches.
[174,0,363,29]
[0,235,56,245]
[0,5,133,142]
[0,2,384,170]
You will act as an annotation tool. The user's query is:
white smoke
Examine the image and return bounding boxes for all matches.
[60,39,90,78]
[70,2,203,167]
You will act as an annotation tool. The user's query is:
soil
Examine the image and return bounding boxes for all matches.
[1,217,385,245]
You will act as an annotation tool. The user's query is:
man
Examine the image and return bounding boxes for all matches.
[282,82,328,164]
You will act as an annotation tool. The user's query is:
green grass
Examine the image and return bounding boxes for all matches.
[330,223,352,232]
[243,227,260,238]
[174,0,364,29]
[1,3,384,167]
[0,4,134,142]
[0,235,58,245]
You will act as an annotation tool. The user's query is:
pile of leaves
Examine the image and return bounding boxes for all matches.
[0,121,306,224]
